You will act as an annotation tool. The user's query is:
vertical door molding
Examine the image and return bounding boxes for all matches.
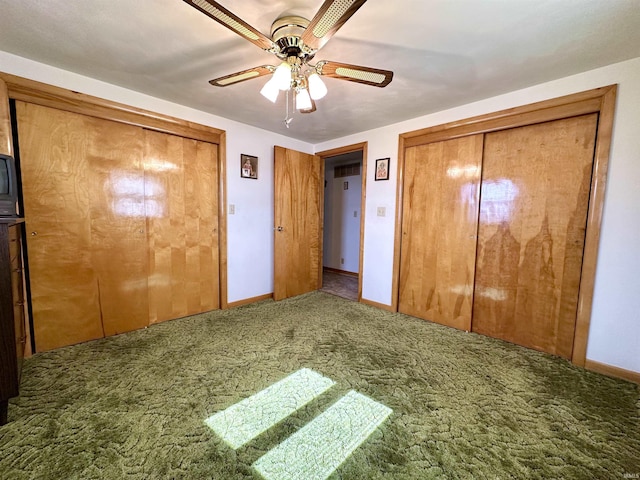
[394,85,617,366]
[0,79,13,156]
[218,132,229,309]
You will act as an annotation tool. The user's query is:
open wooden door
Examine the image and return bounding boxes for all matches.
[274,146,323,301]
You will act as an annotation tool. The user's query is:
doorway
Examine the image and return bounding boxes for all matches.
[317,143,367,302]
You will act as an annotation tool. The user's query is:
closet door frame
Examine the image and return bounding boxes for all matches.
[393,85,617,367]
[0,72,230,348]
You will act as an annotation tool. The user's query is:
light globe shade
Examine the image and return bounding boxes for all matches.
[273,62,292,91]
[260,77,280,103]
[295,88,312,110]
[308,73,327,100]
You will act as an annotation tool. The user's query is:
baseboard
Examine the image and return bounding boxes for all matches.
[585,359,640,384]
[226,293,273,309]
[323,266,358,278]
[360,297,396,312]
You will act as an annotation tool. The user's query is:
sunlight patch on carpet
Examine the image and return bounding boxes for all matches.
[204,368,335,449]
[253,390,392,480]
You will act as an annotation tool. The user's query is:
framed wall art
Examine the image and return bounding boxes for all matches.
[241,154,258,179]
[375,157,390,181]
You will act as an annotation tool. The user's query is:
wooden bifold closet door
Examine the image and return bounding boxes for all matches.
[399,135,483,331]
[399,113,598,359]
[472,114,598,358]
[16,102,219,351]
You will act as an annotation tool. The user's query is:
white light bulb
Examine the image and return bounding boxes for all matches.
[307,73,327,100]
[273,62,292,91]
[296,88,312,111]
[260,77,280,103]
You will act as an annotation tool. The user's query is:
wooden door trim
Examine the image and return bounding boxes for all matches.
[218,133,229,309]
[0,72,223,145]
[402,87,609,147]
[316,142,368,301]
[393,85,617,367]
[317,154,325,288]
[0,79,13,156]
[572,86,616,366]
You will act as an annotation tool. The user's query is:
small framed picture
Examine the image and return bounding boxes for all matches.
[375,158,390,181]
[240,154,258,179]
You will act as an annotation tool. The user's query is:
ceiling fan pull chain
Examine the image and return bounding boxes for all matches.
[284,88,293,128]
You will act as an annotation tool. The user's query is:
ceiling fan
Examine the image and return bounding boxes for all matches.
[182,0,393,118]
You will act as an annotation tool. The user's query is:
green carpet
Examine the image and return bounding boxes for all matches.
[1,292,638,479]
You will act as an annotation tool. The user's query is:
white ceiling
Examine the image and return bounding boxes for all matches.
[1,0,639,144]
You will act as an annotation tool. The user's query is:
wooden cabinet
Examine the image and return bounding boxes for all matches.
[0,219,26,425]
[15,102,220,352]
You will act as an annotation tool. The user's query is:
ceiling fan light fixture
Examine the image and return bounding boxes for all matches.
[307,72,327,100]
[260,77,280,103]
[273,62,292,90]
[191,0,394,122]
[295,88,313,111]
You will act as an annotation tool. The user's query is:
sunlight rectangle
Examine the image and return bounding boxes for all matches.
[253,390,392,480]
[204,368,335,449]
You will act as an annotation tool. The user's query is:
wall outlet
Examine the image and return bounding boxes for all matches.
[229,204,235,215]
[341,258,344,264]
[354,211,358,217]
[377,206,386,217]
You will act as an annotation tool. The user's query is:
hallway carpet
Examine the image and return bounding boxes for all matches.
[1,292,638,479]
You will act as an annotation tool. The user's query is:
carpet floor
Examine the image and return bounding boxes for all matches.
[1,292,638,479]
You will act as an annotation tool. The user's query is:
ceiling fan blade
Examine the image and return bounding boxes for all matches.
[300,98,317,114]
[209,65,274,87]
[301,0,368,51]
[183,0,276,51]
[318,61,393,87]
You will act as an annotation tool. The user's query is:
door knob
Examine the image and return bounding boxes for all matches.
[31,231,37,236]
[277,226,284,232]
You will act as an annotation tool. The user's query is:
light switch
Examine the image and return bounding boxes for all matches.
[377,207,386,217]
[229,204,235,215]
[354,211,358,218]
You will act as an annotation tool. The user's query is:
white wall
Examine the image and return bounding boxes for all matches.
[315,56,640,374]
[323,156,362,273]
[0,51,313,304]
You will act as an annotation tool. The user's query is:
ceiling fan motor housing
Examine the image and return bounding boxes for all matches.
[271,16,314,60]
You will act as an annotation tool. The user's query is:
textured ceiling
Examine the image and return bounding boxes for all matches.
[1,0,640,143]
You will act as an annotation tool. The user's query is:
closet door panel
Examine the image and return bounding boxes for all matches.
[87,117,149,336]
[472,114,598,358]
[192,140,219,312]
[399,134,483,330]
[17,102,103,351]
[145,131,219,324]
